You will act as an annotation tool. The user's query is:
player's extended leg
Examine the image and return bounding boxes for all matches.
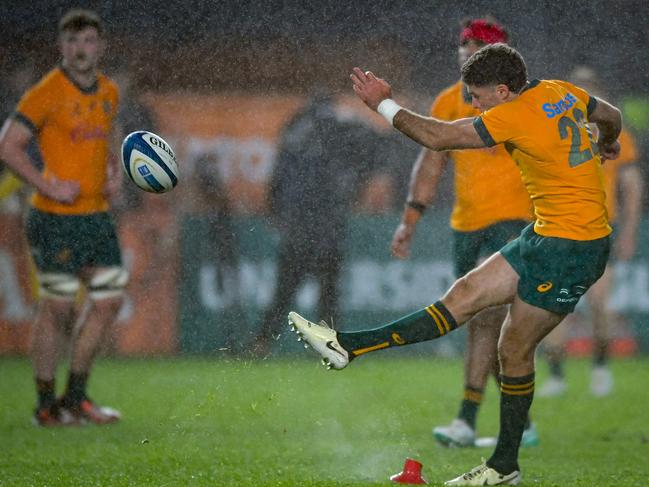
[289,252,519,369]
[446,297,565,485]
[59,266,127,425]
[586,264,614,396]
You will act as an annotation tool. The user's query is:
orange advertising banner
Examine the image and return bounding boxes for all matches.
[0,212,34,353]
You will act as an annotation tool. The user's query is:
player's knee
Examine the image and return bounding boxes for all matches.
[87,267,129,301]
[91,298,124,325]
[498,339,535,371]
[449,274,483,309]
[38,273,81,301]
[588,297,607,316]
[38,297,76,324]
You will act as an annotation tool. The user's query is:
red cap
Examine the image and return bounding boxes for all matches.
[390,458,428,484]
[460,19,508,45]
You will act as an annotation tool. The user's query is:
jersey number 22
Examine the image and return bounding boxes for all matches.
[558,107,596,168]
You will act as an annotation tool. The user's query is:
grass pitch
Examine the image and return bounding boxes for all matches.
[1,356,648,486]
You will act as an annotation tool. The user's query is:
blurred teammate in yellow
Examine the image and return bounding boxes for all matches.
[0,171,23,200]
[291,43,622,484]
[539,66,643,398]
[0,9,127,426]
[391,18,536,448]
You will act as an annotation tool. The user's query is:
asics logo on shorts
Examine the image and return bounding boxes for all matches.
[391,332,405,345]
[572,285,587,296]
[536,281,553,293]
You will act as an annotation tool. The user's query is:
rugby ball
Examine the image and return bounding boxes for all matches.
[121,131,179,193]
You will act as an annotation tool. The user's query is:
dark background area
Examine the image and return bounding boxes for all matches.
[2,0,648,209]
[2,0,648,97]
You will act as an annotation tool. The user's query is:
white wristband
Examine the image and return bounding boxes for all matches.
[377,99,402,126]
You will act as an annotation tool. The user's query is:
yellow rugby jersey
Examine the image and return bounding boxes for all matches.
[15,67,119,215]
[431,81,532,231]
[602,128,637,222]
[474,79,610,241]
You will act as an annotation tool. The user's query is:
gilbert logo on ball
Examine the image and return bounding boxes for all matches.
[121,130,179,193]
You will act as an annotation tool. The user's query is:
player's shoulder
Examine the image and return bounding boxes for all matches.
[533,79,588,102]
[509,79,571,110]
[537,79,595,114]
[543,78,579,94]
[98,73,118,90]
[98,73,119,95]
[23,67,64,96]
[432,81,463,106]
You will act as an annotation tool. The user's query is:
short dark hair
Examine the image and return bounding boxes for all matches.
[58,9,103,36]
[461,43,527,93]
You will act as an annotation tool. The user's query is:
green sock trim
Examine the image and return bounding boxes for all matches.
[337,301,459,356]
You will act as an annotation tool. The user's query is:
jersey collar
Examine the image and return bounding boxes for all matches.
[60,65,99,94]
[519,79,541,95]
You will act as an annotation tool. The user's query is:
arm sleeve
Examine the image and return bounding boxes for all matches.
[14,80,53,133]
[473,104,514,147]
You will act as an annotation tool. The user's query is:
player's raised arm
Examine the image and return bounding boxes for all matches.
[350,67,485,151]
[589,96,622,160]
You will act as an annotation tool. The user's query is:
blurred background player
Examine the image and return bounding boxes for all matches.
[390,18,537,447]
[193,152,249,354]
[0,9,127,426]
[252,93,384,357]
[538,66,643,398]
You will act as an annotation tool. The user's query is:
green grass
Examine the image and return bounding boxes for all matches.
[1,356,648,486]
